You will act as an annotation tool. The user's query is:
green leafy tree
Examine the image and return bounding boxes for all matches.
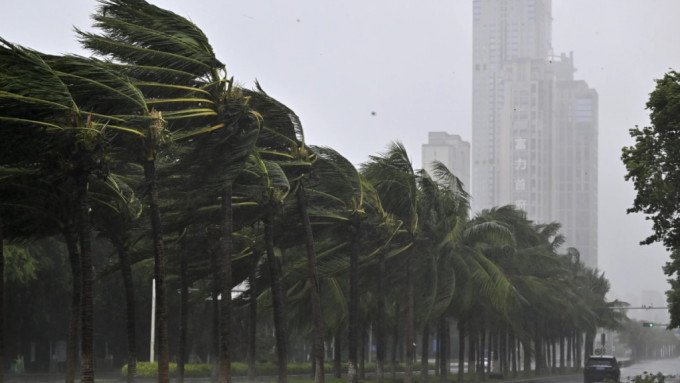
[622,70,680,328]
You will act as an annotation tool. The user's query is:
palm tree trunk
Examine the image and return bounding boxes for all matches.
[566,331,572,368]
[311,342,316,378]
[334,334,341,378]
[488,331,493,375]
[489,331,495,375]
[442,314,451,380]
[576,331,582,368]
[550,338,555,371]
[391,319,398,380]
[435,319,441,378]
[211,252,220,379]
[295,185,324,383]
[510,332,516,376]
[496,325,508,377]
[178,248,188,383]
[584,330,594,359]
[64,228,80,383]
[348,221,360,383]
[219,186,233,383]
[359,325,366,379]
[248,251,259,381]
[457,320,465,382]
[559,336,565,371]
[405,259,414,383]
[264,215,287,383]
[420,323,429,383]
[468,328,475,379]
[522,340,531,373]
[440,316,448,380]
[114,239,137,383]
[76,172,95,383]
[479,329,486,380]
[143,160,170,383]
[0,214,4,383]
[534,327,542,374]
[505,330,510,376]
[376,252,385,383]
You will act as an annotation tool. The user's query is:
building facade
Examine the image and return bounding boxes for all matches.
[471,0,598,268]
[422,132,471,193]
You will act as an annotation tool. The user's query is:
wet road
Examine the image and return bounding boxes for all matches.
[620,358,680,381]
[3,358,679,383]
[514,358,680,383]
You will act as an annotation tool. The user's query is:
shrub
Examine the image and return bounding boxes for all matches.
[121,362,212,378]
[628,372,666,383]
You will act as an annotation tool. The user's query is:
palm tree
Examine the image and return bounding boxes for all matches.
[363,145,498,383]
[316,151,366,383]
[244,85,327,383]
[361,141,421,383]
[435,204,518,380]
[0,218,6,381]
[413,162,471,381]
[80,2,262,381]
[0,59,77,381]
[89,174,144,383]
[300,146,392,383]
[470,206,550,375]
[0,215,3,383]
[234,152,291,383]
[0,166,80,382]
[0,167,99,383]
[0,39,151,383]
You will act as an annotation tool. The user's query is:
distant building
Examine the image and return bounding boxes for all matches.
[471,0,599,268]
[553,53,598,270]
[422,132,471,193]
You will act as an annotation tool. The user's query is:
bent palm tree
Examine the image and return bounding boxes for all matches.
[234,152,291,383]
[0,39,149,383]
[304,146,389,383]
[89,173,144,383]
[80,2,261,381]
[362,141,420,383]
[244,85,325,383]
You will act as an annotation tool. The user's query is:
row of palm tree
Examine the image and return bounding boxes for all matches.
[0,1,623,383]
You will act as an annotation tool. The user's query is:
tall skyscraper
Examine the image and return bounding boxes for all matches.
[471,0,598,268]
[422,132,471,192]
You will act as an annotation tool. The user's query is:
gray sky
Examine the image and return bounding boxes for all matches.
[2,0,679,310]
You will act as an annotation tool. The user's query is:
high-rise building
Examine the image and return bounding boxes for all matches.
[553,53,598,269]
[422,132,471,192]
[472,0,552,214]
[471,0,598,268]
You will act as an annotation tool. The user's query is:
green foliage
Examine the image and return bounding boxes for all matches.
[121,362,211,377]
[3,244,38,284]
[622,70,680,249]
[664,249,680,328]
[628,372,666,383]
[622,70,680,328]
[121,361,421,378]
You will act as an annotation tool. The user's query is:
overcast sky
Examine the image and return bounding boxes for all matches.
[2,0,679,313]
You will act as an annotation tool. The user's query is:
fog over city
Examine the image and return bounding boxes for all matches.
[2,0,679,312]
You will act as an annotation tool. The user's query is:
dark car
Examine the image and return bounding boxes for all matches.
[584,355,620,383]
